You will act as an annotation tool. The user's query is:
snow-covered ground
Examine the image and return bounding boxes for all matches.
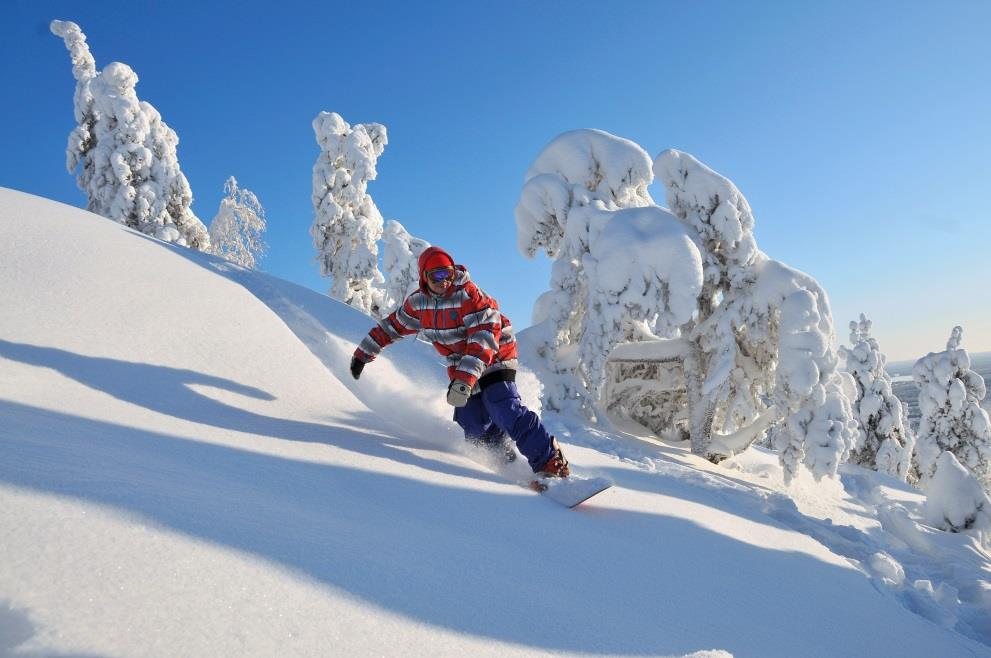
[1,188,989,658]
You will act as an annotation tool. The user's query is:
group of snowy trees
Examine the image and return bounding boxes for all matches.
[51,22,429,301]
[838,319,991,532]
[51,21,267,269]
[515,129,858,485]
[514,128,991,527]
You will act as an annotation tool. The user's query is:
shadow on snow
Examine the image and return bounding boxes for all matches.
[0,395,970,657]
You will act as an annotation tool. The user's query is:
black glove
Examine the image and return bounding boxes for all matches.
[447,380,471,407]
[350,356,366,380]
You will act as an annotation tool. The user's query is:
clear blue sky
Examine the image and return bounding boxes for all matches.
[2,0,988,361]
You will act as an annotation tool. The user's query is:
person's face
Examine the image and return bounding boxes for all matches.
[425,267,455,294]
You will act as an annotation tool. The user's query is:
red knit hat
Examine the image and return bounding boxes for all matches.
[418,246,455,279]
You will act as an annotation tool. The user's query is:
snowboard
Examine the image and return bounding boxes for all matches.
[528,475,613,508]
[467,440,612,508]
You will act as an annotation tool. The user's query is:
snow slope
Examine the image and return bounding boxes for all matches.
[1,188,988,658]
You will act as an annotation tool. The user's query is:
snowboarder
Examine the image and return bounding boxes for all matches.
[349,246,570,479]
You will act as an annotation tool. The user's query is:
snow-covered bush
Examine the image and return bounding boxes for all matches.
[209,177,267,269]
[381,220,430,311]
[913,327,991,491]
[839,314,914,480]
[923,451,991,546]
[50,20,210,250]
[311,111,388,317]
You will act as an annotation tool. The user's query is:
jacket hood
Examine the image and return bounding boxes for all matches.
[418,246,456,287]
[418,247,470,295]
[418,246,455,275]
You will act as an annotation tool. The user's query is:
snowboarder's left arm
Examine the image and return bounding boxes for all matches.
[353,295,422,368]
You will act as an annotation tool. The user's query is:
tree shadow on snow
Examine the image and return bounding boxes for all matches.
[0,339,493,481]
[0,400,975,657]
[584,430,877,528]
[596,463,887,571]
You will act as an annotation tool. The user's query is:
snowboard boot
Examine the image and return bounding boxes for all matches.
[536,437,570,478]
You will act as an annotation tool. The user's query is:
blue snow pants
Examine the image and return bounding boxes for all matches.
[453,381,554,472]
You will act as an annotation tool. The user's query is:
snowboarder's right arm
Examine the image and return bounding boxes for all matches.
[352,296,422,374]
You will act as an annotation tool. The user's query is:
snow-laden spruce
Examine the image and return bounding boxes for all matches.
[913,327,991,491]
[839,314,914,480]
[209,177,267,269]
[381,220,430,311]
[50,20,209,250]
[517,131,858,484]
[923,451,991,546]
[311,111,388,317]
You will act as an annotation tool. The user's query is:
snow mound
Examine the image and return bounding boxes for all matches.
[924,451,991,542]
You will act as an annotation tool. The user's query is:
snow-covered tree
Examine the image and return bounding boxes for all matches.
[913,327,991,491]
[654,149,858,483]
[310,111,388,317]
[923,451,991,547]
[515,129,664,416]
[839,314,914,480]
[517,131,858,484]
[582,206,702,403]
[653,148,764,457]
[381,220,430,311]
[50,20,209,250]
[767,285,859,483]
[209,177,267,269]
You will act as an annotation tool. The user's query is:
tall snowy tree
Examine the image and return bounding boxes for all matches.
[913,327,991,491]
[839,314,914,480]
[310,111,387,317]
[50,20,210,250]
[209,177,267,269]
[381,220,430,311]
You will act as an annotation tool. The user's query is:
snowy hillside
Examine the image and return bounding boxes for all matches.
[1,188,989,658]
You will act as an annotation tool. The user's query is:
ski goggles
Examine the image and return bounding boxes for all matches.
[427,267,456,283]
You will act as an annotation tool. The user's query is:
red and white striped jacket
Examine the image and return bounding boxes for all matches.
[354,267,518,389]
